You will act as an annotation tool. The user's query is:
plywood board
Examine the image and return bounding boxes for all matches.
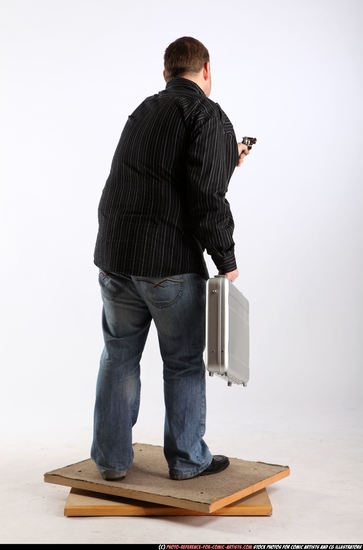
[44,442,290,514]
[64,487,272,516]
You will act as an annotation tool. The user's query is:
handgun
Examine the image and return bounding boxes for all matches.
[240,136,257,155]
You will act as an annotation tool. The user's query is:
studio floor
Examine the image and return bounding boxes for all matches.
[1,405,362,544]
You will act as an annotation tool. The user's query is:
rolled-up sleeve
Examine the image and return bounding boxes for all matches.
[185,111,238,273]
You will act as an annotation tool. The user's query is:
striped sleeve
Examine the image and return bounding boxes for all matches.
[185,111,237,274]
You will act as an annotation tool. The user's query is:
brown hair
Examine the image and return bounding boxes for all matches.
[164,36,209,82]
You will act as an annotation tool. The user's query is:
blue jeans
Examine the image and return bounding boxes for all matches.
[90,269,213,480]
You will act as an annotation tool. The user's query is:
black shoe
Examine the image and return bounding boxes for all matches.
[169,455,230,480]
[198,455,230,477]
[101,471,126,481]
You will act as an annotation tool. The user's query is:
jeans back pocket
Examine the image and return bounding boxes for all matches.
[133,276,184,309]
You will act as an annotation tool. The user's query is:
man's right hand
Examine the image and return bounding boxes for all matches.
[218,268,239,282]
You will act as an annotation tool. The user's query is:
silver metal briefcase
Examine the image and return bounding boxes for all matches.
[204,274,249,387]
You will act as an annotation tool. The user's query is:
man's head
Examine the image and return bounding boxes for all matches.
[163,36,211,97]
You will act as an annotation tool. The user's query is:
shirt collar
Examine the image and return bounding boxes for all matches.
[165,76,206,97]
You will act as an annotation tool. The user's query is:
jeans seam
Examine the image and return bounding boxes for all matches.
[200,369,204,440]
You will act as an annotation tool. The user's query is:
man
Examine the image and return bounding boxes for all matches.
[91,36,250,481]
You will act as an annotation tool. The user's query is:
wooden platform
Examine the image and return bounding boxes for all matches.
[44,442,290,514]
[64,487,272,516]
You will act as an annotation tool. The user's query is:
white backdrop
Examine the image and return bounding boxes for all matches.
[1,1,362,540]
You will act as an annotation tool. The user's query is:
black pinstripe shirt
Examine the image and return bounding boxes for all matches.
[94,76,240,280]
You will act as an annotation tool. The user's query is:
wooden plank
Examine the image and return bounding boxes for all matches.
[64,487,272,516]
[44,442,289,514]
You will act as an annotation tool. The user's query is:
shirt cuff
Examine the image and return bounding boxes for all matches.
[213,249,237,273]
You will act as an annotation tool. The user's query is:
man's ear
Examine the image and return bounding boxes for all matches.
[203,61,210,80]
[163,69,166,81]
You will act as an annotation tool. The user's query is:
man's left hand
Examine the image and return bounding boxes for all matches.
[237,142,250,166]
